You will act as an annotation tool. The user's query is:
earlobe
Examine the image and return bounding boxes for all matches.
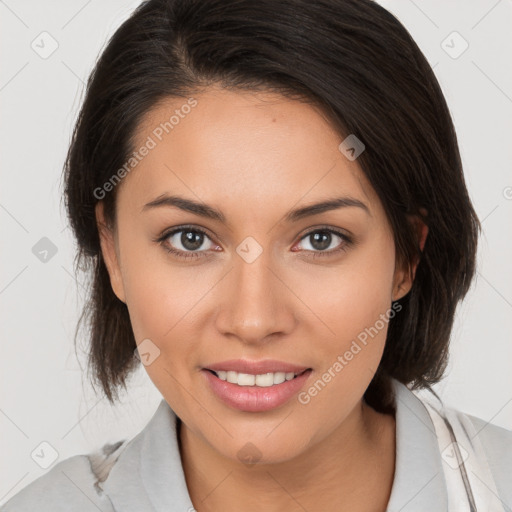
[392,272,412,302]
[410,211,429,277]
[95,202,126,304]
[392,211,429,302]
[416,211,429,252]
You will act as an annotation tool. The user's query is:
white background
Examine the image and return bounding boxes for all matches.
[1,0,511,504]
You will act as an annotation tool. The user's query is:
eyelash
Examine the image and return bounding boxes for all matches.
[155,224,353,261]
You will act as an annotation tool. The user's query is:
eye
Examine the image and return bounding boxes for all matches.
[294,227,352,258]
[155,225,353,261]
[156,225,218,260]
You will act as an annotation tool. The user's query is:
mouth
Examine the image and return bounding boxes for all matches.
[201,367,313,412]
[204,368,311,386]
[203,358,312,380]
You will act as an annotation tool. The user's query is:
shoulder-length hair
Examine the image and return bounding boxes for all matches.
[63,0,480,413]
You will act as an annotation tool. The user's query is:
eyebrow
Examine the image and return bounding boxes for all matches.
[141,194,370,223]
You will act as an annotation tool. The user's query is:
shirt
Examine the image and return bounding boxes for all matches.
[1,378,511,511]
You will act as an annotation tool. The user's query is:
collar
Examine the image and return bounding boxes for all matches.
[386,378,448,511]
[102,397,194,511]
[103,379,448,511]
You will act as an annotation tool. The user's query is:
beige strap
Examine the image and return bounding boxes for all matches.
[423,399,506,511]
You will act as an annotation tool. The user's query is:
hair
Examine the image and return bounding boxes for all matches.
[62,0,480,413]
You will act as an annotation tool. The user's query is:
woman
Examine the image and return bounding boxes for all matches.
[2,0,511,510]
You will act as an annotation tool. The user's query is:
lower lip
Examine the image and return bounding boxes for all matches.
[201,369,312,412]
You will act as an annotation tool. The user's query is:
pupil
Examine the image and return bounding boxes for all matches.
[311,231,331,251]
[182,231,203,251]
[179,231,332,252]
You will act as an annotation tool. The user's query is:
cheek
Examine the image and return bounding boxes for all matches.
[118,236,217,378]
[123,258,209,342]
[122,258,207,403]
[326,261,394,332]
[298,237,396,365]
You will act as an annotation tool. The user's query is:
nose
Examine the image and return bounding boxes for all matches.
[214,249,296,346]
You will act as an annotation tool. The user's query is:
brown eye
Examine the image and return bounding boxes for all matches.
[172,229,206,251]
[158,226,216,260]
[295,228,352,257]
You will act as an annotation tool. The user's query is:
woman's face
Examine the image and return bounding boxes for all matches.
[96,86,417,465]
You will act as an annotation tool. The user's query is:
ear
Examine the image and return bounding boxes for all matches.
[392,209,429,302]
[95,201,126,304]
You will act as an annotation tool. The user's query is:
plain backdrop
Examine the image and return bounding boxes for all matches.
[1,0,511,504]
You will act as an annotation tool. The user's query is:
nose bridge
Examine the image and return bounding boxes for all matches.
[215,243,295,343]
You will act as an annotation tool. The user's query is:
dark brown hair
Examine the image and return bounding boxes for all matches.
[62,0,480,413]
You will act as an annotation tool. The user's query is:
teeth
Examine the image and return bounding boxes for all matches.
[215,370,299,386]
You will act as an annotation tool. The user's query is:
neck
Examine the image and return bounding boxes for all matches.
[178,399,396,512]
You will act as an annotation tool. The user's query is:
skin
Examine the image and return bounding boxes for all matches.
[96,85,428,511]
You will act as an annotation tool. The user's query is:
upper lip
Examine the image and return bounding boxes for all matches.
[203,359,311,375]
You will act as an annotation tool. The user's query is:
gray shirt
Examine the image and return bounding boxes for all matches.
[2,378,511,511]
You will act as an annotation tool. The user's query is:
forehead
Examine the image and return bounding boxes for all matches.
[119,87,379,219]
